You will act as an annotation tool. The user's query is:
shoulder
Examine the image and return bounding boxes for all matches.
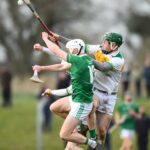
[67,54,77,61]
[109,52,125,71]
[110,52,124,63]
[113,52,124,59]
[67,54,85,64]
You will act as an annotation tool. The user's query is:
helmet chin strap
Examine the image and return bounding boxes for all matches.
[77,45,83,55]
[110,42,118,51]
[102,42,118,54]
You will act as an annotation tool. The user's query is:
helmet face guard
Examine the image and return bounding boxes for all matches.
[102,32,123,48]
[66,39,85,55]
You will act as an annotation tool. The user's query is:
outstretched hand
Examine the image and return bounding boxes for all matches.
[42,32,49,41]
[33,43,43,51]
[32,65,42,72]
[49,31,59,42]
[42,32,60,53]
[42,88,52,96]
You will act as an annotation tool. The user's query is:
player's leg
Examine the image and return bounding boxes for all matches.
[50,96,71,118]
[65,119,89,150]
[87,112,96,139]
[60,102,97,148]
[120,138,126,150]
[120,129,134,150]
[86,96,98,140]
[120,129,126,150]
[50,96,85,149]
[60,115,84,143]
[60,115,97,148]
[125,138,132,150]
[87,113,111,150]
[50,96,94,149]
[120,138,132,150]
[96,112,112,145]
[93,90,117,146]
[86,113,98,150]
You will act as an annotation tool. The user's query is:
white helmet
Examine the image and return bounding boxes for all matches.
[66,39,86,55]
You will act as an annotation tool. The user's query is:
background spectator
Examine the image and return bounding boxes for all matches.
[56,71,71,90]
[37,85,55,131]
[143,55,150,98]
[0,66,13,107]
[121,64,131,97]
[115,92,139,150]
[131,62,142,99]
[135,107,150,150]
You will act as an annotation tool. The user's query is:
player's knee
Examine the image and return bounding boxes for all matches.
[59,132,65,140]
[99,126,106,137]
[59,131,68,141]
[50,103,57,113]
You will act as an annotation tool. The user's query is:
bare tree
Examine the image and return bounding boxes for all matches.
[0,0,90,75]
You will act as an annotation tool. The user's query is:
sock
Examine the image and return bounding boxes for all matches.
[85,138,97,148]
[89,129,96,140]
[77,125,81,132]
[85,138,88,144]
[77,123,84,132]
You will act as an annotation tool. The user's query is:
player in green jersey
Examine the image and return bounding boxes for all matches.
[33,32,124,150]
[41,32,98,149]
[115,92,139,150]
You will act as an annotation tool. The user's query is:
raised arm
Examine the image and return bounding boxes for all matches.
[33,43,55,55]
[33,35,71,54]
[49,31,71,45]
[42,32,68,61]
[32,63,71,72]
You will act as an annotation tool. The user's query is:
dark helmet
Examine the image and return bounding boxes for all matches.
[102,32,123,47]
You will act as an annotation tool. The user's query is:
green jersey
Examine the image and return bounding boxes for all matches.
[117,101,139,130]
[67,54,94,103]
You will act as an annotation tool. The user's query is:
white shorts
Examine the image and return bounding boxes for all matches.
[94,89,117,116]
[69,100,93,121]
[120,129,135,139]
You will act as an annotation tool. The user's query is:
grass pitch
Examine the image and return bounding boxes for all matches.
[0,92,150,150]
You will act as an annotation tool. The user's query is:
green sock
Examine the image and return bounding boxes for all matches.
[85,138,88,144]
[77,123,84,132]
[89,129,96,139]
